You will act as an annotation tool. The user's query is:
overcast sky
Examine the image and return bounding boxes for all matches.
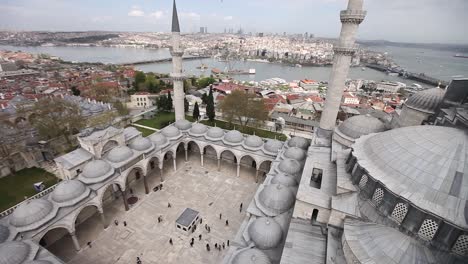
[0,0,467,44]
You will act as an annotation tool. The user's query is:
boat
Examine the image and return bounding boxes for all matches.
[196,64,208,70]
[361,67,366,71]
[454,54,468,58]
[295,64,302,68]
[211,68,221,74]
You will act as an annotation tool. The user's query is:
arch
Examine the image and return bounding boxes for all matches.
[101,140,119,156]
[72,204,100,231]
[258,159,273,172]
[239,154,257,168]
[147,156,161,173]
[99,182,124,207]
[38,226,76,261]
[122,165,145,188]
[203,145,218,160]
[123,166,146,196]
[311,209,319,223]
[187,140,202,153]
[220,149,238,164]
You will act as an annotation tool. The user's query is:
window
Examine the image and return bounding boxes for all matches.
[310,168,323,189]
[452,235,468,256]
[372,188,384,206]
[183,227,187,231]
[358,174,368,189]
[390,203,408,224]
[418,219,439,240]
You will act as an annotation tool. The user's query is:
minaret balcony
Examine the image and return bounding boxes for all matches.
[170,73,186,81]
[333,45,358,56]
[170,50,184,57]
[340,10,366,24]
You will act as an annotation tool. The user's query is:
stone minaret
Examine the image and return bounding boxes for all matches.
[170,0,185,121]
[318,0,366,136]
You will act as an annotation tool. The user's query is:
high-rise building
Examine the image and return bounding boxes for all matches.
[199,27,205,34]
[170,0,185,121]
[318,0,366,138]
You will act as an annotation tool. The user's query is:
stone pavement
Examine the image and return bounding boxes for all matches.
[63,154,259,264]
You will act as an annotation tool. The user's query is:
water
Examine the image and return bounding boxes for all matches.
[2,44,466,85]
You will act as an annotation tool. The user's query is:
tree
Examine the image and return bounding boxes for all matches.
[29,97,86,147]
[133,71,146,91]
[83,82,119,103]
[184,97,189,112]
[113,101,129,116]
[156,95,168,112]
[201,93,209,105]
[193,102,200,120]
[206,88,215,122]
[219,90,268,129]
[196,76,216,89]
[71,86,80,96]
[167,91,173,111]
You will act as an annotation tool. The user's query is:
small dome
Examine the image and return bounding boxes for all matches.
[405,88,445,114]
[244,135,263,148]
[206,127,225,139]
[287,137,309,149]
[284,147,306,161]
[258,184,295,216]
[278,159,302,175]
[174,119,192,130]
[248,217,283,249]
[0,241,30,264]
[336,115,386,140]
[10,199,53,228]
[106,146,133,163]
[82,160,112,179]
[231,248,271,264]
[129,137,153,151]
[161,126,181,138]
[264,139,283,153]
[224,130,244,144]
[189,123,208,135]
[51,180,87,203]
[271,173,297,187]
[149,133,168,146]
[0,225,9,243]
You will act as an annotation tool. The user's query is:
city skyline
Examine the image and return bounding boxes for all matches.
[0,0,467,44]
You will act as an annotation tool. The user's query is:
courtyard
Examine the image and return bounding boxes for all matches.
[44,152,261,264]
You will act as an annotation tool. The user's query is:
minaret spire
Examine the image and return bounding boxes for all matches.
[172,0,180,33]
[170,0,185,121]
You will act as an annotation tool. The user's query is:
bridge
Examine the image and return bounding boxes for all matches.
[118,56,210,66]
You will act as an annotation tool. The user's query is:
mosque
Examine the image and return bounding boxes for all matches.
[0,0,467,264]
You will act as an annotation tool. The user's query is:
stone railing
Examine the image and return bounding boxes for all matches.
[340,10,367,24]
[0,184,58,219]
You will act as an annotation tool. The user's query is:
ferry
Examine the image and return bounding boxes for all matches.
[454,54,468,59]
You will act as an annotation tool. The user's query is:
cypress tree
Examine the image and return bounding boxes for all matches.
[167,90,173,111]
[206,88,215,122]
[193,102,200,120]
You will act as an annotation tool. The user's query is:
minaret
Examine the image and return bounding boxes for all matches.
[170,0,185,121]
[318,0,366,136]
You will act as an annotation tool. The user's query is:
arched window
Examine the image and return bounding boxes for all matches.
[390,203,408,224]
[418,219,439,240]
[358,174,368,189]
[372,188,384,206]
[452,235,468,256]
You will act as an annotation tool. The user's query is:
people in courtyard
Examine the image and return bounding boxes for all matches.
[215,243,218,249]
[219,213,222,219]
[160,183,163,190]
[168,202,171,208]
[222,242,225,249]
[123,221,127,227]
[227,240,230,247]
[206,244,210,251]
[225,220,229,226]
[169,238,173,245]
[199,234,202,240]
[190,241,193,247]
[114,220,119,226]
[87,241,92,248]
[240,203,243,212]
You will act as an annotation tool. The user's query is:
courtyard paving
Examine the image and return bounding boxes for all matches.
[59,154,259,264]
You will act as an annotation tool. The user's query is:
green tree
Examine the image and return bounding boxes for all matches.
[184,97,189,112]
[201,93,209,105]
[196,77,216,89]
[134,71,146,91]
[193,102,200,120]
[167,91,173,111]
[206,88,215,122]
[219,90,268,128]
[156,95,168,112]
[29,97,86,147]
[113,101,129,116]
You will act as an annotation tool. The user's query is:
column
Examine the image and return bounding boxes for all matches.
[173,157,177,172]
[120,188,129,211]
[143,176,149,194]
[185,148,188,162]
[70,232,81,251]
[217,158,221,171]
[200,153,204,167]
[160,166,165,182]
[99,209,108,229]
[255,170,259,183]
[236,163,240,177]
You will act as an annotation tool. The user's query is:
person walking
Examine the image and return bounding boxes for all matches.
[191,237,194,243]
[190,241,193,247]
[114,220,119,226]
[225,220,229,226]
[169,238,173,245]
[240,203,243,212]
[205,224,208,230]
[227,240,230,247]
[222,242,225,249]
[206,244,210,251]
[199,234,202,240]
[219,213,222,219]
[168,202,171,208]
[215,243,218,249]
[123,221,127,227]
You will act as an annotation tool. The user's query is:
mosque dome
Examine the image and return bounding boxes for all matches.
[189,123,208,136]
[81,160,113,179]
[0,225,9,243]
[106,146,133,163]
[174,119,192,131]
[206,127,225,140]
[129,137,153,152]
[149,133,169,147]
[264,139,283,154]
[161,126,181,139]
[287,137,309,149]
[51,180,88,204]
[405,87,445,114]
[353,126,468,228]
[278,159,302,176]
[231,248,272,264]
[10,199,54,228]
[257,184,295,216]
[224,130,244,144]
[248,217,283,249]
[244,135,264,149]
[335,115,386,140]
[271,173,297,187]
[0,241,30,264]
[23,261,53,264]
[283,147,306,161]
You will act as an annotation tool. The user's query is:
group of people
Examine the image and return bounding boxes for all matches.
[114,220,127,227]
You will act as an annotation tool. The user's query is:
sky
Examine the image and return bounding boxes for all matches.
[0,0,467,44]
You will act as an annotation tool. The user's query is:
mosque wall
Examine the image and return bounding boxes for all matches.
[397,105,430,127]
[292,200,331,224]
[40,227,69,247]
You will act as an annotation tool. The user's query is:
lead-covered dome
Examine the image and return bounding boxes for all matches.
[264,139,283,154]
[51,180,89,204]
[231,248,271,264]
[248,217,283,249]
[353,126,468,228]
[10,199,54,228]
[271,173,297,187]
[257,184,295,216]
[278,159,302,176]
[0,241,30,264]
[161,126,181,139]
[335,115,386,140]
[405,87,445,114]
[283,147,306,161]
[149,133,169,147]
[0,225,9,243]
[81,160,113,179]
[189,123,208,136]
[206,127,224,140]
[129,137,153,151]
[224,130,244,144]
[106,146,133,163]
[287,137,309,149]
[244,135,263,149]
[174,119,192,131]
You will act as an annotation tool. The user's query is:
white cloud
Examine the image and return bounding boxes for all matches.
[128,8,144,17]
[223,16,233,21]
